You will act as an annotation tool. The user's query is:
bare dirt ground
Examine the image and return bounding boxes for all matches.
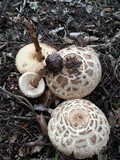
[0,0,120,160]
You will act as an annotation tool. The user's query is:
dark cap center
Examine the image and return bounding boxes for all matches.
[45,53,63,74]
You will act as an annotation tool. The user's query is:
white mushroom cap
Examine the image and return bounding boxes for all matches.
[19,72,45,98]
[16,43,57,74]
[46,45,102,99]
[48,99,110,159]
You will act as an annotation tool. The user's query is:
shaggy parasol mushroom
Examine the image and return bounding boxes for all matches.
[46,45,102,99]
[48,99,110,159]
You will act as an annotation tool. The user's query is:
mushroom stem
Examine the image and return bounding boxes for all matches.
[31,69,46,87]
[22,19,44,61]
[16,17,43,61]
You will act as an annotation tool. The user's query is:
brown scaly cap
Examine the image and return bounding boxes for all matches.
[46,45,102,99]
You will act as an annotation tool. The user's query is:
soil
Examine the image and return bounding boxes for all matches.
[0,0,120,160]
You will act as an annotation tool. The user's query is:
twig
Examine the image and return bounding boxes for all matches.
[36,113,48,136]
[0,86,36,116]
[0,86,48,136]
[17,0,27,17]
[7,123,33,138]
[0,42,8,50]
[11,115,35,120]
[34,104,53,114]
[25,141,52,147]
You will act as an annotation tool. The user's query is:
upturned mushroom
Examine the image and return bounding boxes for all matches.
[48,99,110,159]
[45,45,102,99]
[16,43,57,74]
[18,72,45,98]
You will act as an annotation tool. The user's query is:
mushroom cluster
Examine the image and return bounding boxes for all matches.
[15,18,110,160]
[15,25,110,159]
[46,45,102,99]
[48,99,110,159]
[16,43,57,98]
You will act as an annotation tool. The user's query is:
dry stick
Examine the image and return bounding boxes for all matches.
[25,140,52,147]
[21,18,43,61]
[0,42,8,50]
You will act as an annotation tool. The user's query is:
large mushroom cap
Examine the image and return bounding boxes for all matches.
[16,43,57,74]
[48,99,110,159]
[46,45,102,99]
[19,72,45,98]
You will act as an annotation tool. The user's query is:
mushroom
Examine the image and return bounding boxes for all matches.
[48,99,110,159]
[15,18,57,74]
[46,45,102,99]
[19,72,45,98]
[16,43,57,74]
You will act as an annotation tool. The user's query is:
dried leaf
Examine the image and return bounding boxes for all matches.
[2,155,10,160]
[18,148,24,157]
[86,4,93,13]
[21,122,29,129]
[28,2,39,11]
[9,135,17,144]
[31,145,42,154]
[63,36,74,44]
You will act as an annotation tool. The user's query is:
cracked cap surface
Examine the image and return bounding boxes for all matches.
[46,45,102,99]
[48,99,110,159]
